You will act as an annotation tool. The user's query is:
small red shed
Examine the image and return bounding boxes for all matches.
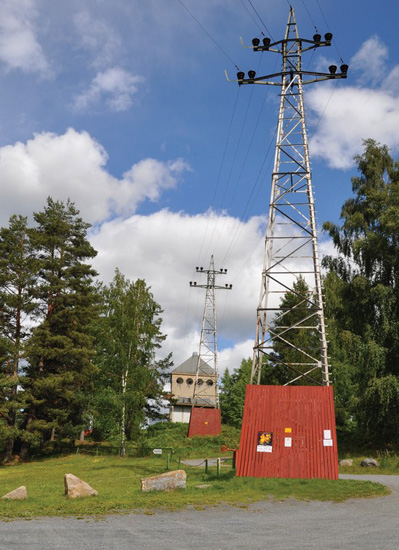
[236,385,338,479]
[188,407,221,437]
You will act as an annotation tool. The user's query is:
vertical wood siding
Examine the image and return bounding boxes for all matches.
[187,408,222,437]
[236,385,338,479]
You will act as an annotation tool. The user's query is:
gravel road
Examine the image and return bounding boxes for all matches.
[1,474,398,550]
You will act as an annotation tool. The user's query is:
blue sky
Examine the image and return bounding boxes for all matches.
[0,0,398,371]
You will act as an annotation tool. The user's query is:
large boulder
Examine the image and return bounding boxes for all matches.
[361,458,379,468]
[339,459,353,467]
[1,486,28,500]
[64,473,98,498]
[141,469,186,492]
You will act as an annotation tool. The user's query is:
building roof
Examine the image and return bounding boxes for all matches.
[171,353,215,376]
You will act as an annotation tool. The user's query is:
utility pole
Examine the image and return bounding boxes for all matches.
[189,256,232,407]
[232,8,348,386]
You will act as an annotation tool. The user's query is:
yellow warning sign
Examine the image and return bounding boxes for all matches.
[285,427,292,433]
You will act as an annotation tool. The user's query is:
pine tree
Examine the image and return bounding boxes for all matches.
[0,215,37,461]
[266,277,320,385]
[93,270,171,456]
[21,198,99,455]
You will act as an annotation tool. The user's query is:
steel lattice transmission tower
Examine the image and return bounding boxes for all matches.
[234,8,348,386]
[189,256,232,407]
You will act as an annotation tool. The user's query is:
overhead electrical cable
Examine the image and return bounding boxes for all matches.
[308,80,339,139]
[247,0,274,40]
[224,56,266,210]
[313,0,345,62]
[302,0,318,32]
[200,72,258,259]
[196,87,241,265]
[314,0,330,30]
[240,0,264,35]
[176,0,240,69]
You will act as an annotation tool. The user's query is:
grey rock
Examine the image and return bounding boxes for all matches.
[141,469,186,492]
[339,459,353,467]
[1,486,28,500]
[361,458,379,467]
[64,473,98,498]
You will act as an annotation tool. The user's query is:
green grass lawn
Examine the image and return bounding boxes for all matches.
[0,454,390,519]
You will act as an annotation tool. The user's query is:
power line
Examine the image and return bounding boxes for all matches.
[314,0,330,30]
[176,0,240,69]
[308,80,339,138]
[313,0,345,62]
[302,0,318,32]
[247,0,274,40]
[196,88,241,265]
[240,0,264,35]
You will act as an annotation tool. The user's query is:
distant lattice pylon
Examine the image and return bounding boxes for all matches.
[189,256,232,407]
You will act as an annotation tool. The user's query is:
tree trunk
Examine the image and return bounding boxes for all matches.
[20,408,34,459]
[120,369,128,457]
[3,437,14,463]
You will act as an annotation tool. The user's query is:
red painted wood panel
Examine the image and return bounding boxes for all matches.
[236,385,338,479]
[187,407,221,437]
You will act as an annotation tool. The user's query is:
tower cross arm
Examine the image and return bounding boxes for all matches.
[236,71,346,86]
[189,283,233,290]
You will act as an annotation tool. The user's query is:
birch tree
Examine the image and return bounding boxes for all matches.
[323,139,399,444]
[94,270,171,455]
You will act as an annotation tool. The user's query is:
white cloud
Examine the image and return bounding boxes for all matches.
[0,0,49,75]
[73,67,144,112]
[74,11,121,68]
[0,128,190,225]
[308,85,399,169]
[350,36,388,85]
[120,158,191,207]
[308,35,399,169]
[383,65,399,90]
[218,340,253,375]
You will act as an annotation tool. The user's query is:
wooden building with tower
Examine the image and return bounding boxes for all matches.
[169,352,217,423]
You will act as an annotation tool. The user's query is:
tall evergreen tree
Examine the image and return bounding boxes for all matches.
[93,270,171,455]
[0,215,37,461]
[265,277,320,385]
[21,198,99,455]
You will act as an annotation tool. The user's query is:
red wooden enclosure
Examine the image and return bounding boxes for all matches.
[236,385,338,479]
[187,407,221,437]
